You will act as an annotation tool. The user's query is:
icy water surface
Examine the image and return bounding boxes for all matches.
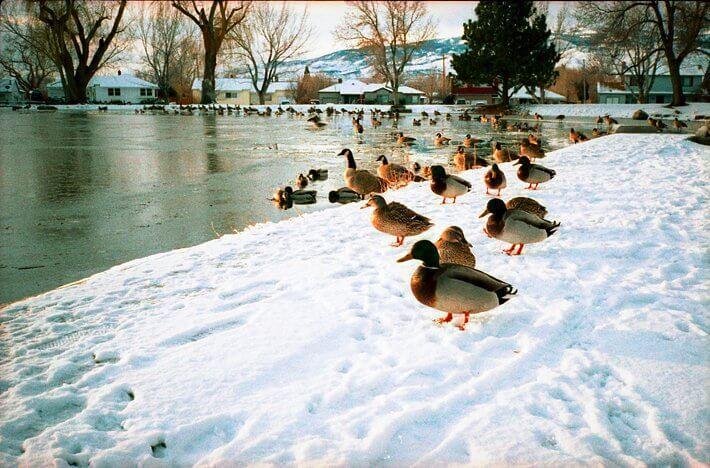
[1,107,604,303]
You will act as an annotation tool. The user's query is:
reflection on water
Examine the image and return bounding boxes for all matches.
[0,108,600,304]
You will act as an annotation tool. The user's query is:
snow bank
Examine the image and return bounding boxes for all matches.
[525,102,710,120]
[1,135,708,465]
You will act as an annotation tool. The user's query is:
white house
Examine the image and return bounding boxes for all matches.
[46,72,159,103]
[191,78,295,105]
[318,79,425,104]
[509,87,565,104]
[0,77,23,104]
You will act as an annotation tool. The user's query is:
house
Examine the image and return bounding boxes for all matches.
[452,84,497,105]
[191,78,294,105]
[596,55,706,104]
[0,77,23,103]
[46,72,159,103]
[509,87,565,104]
[318,79,424,105]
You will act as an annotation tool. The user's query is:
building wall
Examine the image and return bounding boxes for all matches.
[363,89,391,104]
[90,86,158,103]
[454,94,495,105]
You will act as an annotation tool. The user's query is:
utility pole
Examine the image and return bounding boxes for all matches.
[582,59,586,104]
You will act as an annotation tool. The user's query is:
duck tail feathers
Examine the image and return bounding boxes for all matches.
[546,221,561,237]
[497,285,517,304]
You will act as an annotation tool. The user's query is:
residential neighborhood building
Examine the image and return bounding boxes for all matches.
[0,77,23,103]
[47,72,159,103]
[317,79,424,104]
[191,78,294,105]
[452,84,497,105]
[509,87,565,104]
[596,55,706,104]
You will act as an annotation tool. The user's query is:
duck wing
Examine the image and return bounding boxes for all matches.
[531,163,556,178]
[506,210,557,229]
[387,202,432,226]
[447,174,472,188]
[442,264,513,293]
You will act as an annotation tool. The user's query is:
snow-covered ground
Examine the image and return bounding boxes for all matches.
[1,134,708,465]
[525,102,710,120]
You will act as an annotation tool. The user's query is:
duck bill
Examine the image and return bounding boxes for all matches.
[396,253,413,263]
[478,209,489,218]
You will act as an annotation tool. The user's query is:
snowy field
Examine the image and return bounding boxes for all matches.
[524,102,710,120]
[0,134,708,465]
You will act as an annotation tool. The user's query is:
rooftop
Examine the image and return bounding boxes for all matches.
[47,74,158,89]
[192,78,294,93]
[319,80,423,95]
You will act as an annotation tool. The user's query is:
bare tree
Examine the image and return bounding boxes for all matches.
[171,0,250,104]
[407,73,448,103]
[138,2,196,102]
[336,1,436,109]
[0,3,55,97]
[228,2,311,104]
[37,0,129,103]
[289,71,334,104]
[577,1,709,106]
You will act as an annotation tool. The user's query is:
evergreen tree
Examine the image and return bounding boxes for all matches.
[452,1,559,108]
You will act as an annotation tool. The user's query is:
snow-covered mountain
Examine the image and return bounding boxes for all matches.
[279,37,467,79]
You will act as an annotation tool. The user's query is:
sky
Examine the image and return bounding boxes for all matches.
[297,1,477,58]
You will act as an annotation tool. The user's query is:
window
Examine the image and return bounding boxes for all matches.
[108,88,121,96]
[140,88,153,96]
[682,76,694,87]
[225,92,233,98]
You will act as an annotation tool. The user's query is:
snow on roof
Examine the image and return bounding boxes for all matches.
[597,83,628,94]
[319,80,424,95]
[510,87,565,101]
[47,75,158,89]
[641,54,706,76]
[192,78,293,93]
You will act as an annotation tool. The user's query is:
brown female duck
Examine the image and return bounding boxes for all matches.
[484,163,507,196]
[363,195,433,246]
[435,226,476,269]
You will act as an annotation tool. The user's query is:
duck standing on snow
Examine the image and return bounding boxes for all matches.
[339,148,388,198]
[480,198,560,256]
[514,156,555,190]
[434,132,451,145]
[492,142,517,163]
[430,165,472,204]
[435,226,476,269]
[506,197,548,218]
[484,163,507,196]
[397,240,516,330]
[376,155,422,187]
[328,187,360,204]
[363,195,433,247]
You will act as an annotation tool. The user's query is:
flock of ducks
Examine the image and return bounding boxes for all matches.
[329,117,567,330]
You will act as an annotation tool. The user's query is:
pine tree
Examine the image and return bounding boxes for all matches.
[452,1,559,108]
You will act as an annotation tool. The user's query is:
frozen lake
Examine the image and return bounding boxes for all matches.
[0,106,650,303]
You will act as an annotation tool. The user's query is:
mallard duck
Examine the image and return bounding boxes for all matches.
[413,118,422,126]
[363,195,433,246]
[434,132,451,145]
[592,128,602,137]
[484,163,507,196]
[308,168,328,181]
[655,119,667,130]
[528,133,540,146]
[492,142,517,163]
[376,155,422,187]
[514,156,555,190]
[435,226,476,269]
[328,187,360,204]
[520,139,544,160]
[411,162,432,179]
[454,146,484,171]
[479,198,560,255]
[397,132,417,144]
[354,118,364,134]
[397,240,516,330]
[672,117,687,131]
[555,115,565,120]
[604,115,618,126]
[282,186,317,204]
[307,115,326,128]
[534,112,542,121]
[430,165,472,204]
[595,116,604,124]
[296,173,309,189]
[569,128,589,144]
[421,110,429,117]
[506,197,548,218]
[446,113,452,120]
[339,148,388,198]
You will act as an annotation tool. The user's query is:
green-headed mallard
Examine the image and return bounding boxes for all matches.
[397,240,516,330]
[363,195,433,246]
[506,197,548,219]
[435,226,476,269]
[283,186,317,204]
[484,163,506,196]
[308,168,328,181]
[328,187,360,204]
[479,198,560,255]
[339,148,388,198]
[434,132,451,145]
[430,165,472,204]
[520,139,545,160]
[514,156,555,190]
[376,155,422,187]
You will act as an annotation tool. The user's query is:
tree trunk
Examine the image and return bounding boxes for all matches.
[201,35,218,104]
[666,58,686,106]
[500,75,510,109]
[258,91,265,105]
